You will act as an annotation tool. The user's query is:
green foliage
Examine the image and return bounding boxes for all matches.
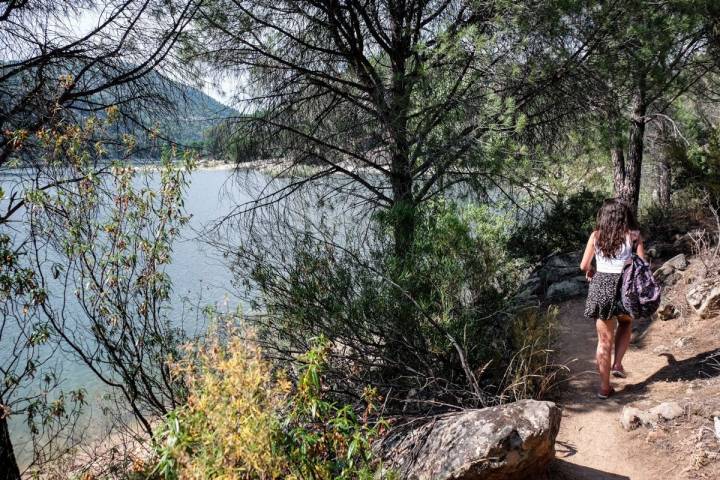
[279,339,385,480]
[640,188,710,242]
[507,190,607,261]
[682,123,720,201]
[151,334,384,480]
[203,118,269,162]
[238,200,542,409]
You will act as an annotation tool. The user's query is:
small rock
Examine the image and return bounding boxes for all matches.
[653,265,676,284]
[657,303,680,321]
[663,272,682,287]
[653,254,688,284]
[673,336,693,348]
[646,243,675,259]
[649,402,684,421]
[673,233,697,255]
[545,251,583,269]
[653,345,670,354]
[520,277,542,295]
[620,406,645,431]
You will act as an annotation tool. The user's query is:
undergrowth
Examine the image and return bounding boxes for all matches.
[150,332,387,480]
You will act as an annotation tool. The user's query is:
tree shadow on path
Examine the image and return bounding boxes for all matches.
[622,347,720,394]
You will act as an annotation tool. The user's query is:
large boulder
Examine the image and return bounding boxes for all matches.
[539,252,583,284]
[686,280,720,318]
[546,276,588,301]
[381,400,562,480]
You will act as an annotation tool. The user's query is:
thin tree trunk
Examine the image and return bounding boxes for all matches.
[625,86,646,212]
[613,78,646,213]
[656,153,672,209]
[0,415,21,480]
[611,147,626,196]
[391,161,415,258]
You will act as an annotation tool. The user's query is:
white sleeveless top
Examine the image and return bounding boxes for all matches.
[595,231,637,274]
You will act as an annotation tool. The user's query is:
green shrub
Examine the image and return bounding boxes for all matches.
[507,189,606,261]
[235,199,546,410]
[151,333,384,480]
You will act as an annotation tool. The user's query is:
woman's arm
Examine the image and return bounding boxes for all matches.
[636,237,646,261]
[580,231,596,278]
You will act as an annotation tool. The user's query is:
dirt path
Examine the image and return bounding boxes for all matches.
[548,298,678,480]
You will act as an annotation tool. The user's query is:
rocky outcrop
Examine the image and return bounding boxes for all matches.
[515,251,587,305]
[687,280,720,318]
[381,400,562,480]
[653,254,688,286]
[546,276,588,301]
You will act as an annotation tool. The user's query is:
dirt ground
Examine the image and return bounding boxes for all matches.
[547,292,720,480]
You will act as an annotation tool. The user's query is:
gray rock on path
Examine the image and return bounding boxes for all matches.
[653,253,688,285]
[545,251,583,269]
[649,402,685,421]
[513,250,589,304]
[381,399,562,480]
[664,253,689,270]
[673,232,700,255]
[620,402,685,431]
[686,280,720,318]
[620,406,649,431]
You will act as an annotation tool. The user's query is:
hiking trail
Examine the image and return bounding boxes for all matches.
[548,298,679,480]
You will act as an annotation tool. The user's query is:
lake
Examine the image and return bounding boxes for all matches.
[1,166,291,466]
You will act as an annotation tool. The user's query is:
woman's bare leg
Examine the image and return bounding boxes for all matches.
[613,315,633,373]
[596,318,616,393]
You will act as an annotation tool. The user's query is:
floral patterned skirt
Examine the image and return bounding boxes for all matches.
[584,272,628,320]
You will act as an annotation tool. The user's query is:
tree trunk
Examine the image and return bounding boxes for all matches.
[391,160,415,258]
[0,415,21,480]
[613,78,646,213]
[611,147,626,196]
[656,153,672,209]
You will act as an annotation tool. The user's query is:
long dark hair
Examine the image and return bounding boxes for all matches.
[595,198,639,257]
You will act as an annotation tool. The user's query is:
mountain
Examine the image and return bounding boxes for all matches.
[159,80,240,147]
[1,59,240,155]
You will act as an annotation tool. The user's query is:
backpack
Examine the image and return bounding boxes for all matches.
[621,254,662,318]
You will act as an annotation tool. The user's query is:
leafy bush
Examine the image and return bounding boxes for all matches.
[641,188,711,243]
[151,333,384,480]
[234,200,544,410]
[507,190,607,261]
[680,124,720,201]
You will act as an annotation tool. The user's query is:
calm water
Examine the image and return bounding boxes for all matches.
[1,166,286,465]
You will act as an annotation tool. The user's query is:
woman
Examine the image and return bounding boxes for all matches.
[580,198,645,399]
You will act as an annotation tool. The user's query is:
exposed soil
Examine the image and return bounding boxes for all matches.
[547,269,720,480]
